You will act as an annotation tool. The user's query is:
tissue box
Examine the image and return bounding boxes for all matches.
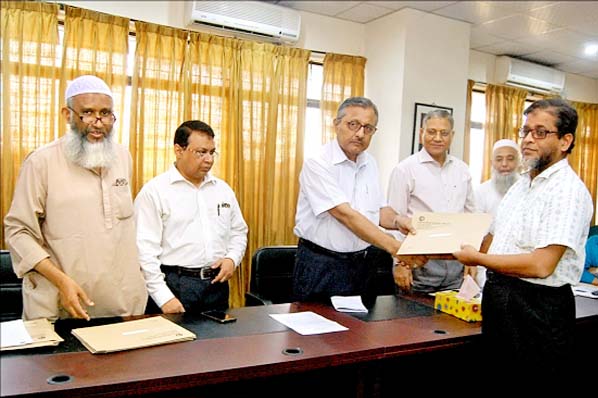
[434,290,482,322]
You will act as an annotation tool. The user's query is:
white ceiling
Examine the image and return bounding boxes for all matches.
[272,1,598,80]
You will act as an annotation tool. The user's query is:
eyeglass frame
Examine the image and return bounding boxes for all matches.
[67,107,116,125]
[343,119,378,135]
[181,146,219,160]
[423,128,452,139]
[518,126,560,140]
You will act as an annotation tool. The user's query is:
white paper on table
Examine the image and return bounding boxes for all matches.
[330,296,368,313]
[1,320,33,348]
[269,311,349,335]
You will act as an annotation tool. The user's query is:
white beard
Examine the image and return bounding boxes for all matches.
[491,168,519,195]
[63,127,116,169]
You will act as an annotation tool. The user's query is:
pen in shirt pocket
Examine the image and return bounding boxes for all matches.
[217,204,220,216]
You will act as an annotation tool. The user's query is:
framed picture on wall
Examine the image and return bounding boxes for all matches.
[412,103,453,154]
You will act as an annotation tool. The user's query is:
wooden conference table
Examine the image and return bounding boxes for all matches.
[1,294,596,398]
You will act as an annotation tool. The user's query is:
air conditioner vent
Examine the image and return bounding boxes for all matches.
[186,1,301,44]
[495,56,565,94]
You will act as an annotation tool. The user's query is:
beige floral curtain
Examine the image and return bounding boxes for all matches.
[482,84,528,181]
[570,101,598,224]
[0,1,59,249]
[60,6,129,143]
[321,53,366,144]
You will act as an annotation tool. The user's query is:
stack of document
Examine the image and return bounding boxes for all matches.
[330,296,368,313]
[71,316,196,354]
[1,318,63,351]
[572,283,598,299]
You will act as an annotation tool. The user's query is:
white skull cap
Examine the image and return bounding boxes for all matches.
[493,138,519,153]
[65,75,113,101]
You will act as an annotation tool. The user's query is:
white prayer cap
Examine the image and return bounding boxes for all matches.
[65,75,112,102]
[493,139,519,153]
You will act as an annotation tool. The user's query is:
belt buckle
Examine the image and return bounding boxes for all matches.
[200,267,216,280]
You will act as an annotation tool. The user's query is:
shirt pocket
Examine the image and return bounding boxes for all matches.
[112,185,134,219]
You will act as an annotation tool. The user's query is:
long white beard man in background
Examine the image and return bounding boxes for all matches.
[473,139,521,287]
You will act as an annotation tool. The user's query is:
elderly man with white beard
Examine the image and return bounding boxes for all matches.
[4,75,147,321]
[475,139,521,217]
[472,139,521,287]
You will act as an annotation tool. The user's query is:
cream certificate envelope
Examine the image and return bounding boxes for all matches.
[397,212,492,255]
[72,316,196,354]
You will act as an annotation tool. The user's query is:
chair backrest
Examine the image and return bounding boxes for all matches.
[248,246,297,305]
[0,250,23,321]
[246,244,396,306]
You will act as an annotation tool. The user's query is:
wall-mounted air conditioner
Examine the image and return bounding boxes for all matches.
[185,1,301,44]
[495,56,565,94]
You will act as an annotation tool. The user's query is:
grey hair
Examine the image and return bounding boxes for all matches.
[335,97,379,124]
[423,109,454,130]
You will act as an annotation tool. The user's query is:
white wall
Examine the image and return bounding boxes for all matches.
[365,8,471,190]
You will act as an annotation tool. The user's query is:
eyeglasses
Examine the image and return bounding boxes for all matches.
[186,147,219,160]
[518,127,559,140]
[345,120,377,135]
[424,129,451,139]
[68,107,116,125]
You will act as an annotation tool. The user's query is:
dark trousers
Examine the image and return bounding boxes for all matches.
[145,266,229,315]
[292,239,378,303]
[482,271,575,382]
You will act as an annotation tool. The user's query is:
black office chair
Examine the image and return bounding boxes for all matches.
[245,245,297,306]
[589,225,598,237]
[244,245,396,306]
[0,250,23,321]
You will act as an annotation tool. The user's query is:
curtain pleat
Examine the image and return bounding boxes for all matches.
[321,53,366,144]
[60,6,129,143]
[1,1,59,249]
[570,101,598,223]
[482,84,528,181]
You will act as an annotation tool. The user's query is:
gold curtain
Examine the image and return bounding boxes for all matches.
[135,27,309,307]
[233,42,309,307]
[0,1,59,249]
[321,53,366,143]
[129,22,189,195]
[463,79,475,165]
[482,84,528,181]
[60,6,130,143]
[570,101,598,224]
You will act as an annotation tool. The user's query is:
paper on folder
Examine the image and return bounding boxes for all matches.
[397,212,492,255]
[1,318,64,351]
[71,316,196,354]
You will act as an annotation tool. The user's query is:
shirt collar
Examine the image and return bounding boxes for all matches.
[331,138,369,168]
[417,148,453,166]
[525,157,569,181]
[168,164,216,186]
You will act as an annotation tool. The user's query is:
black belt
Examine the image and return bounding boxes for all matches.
[298,238,369,260]
[161,265,217,280]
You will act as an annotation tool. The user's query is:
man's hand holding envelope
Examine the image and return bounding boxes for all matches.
[396,212,493,257]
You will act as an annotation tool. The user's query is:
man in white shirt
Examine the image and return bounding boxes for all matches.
[473,138,521,287]
[293,97,419,303]
[387,109,476,293]
[454,98,593,381]
[135,120,248,314]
